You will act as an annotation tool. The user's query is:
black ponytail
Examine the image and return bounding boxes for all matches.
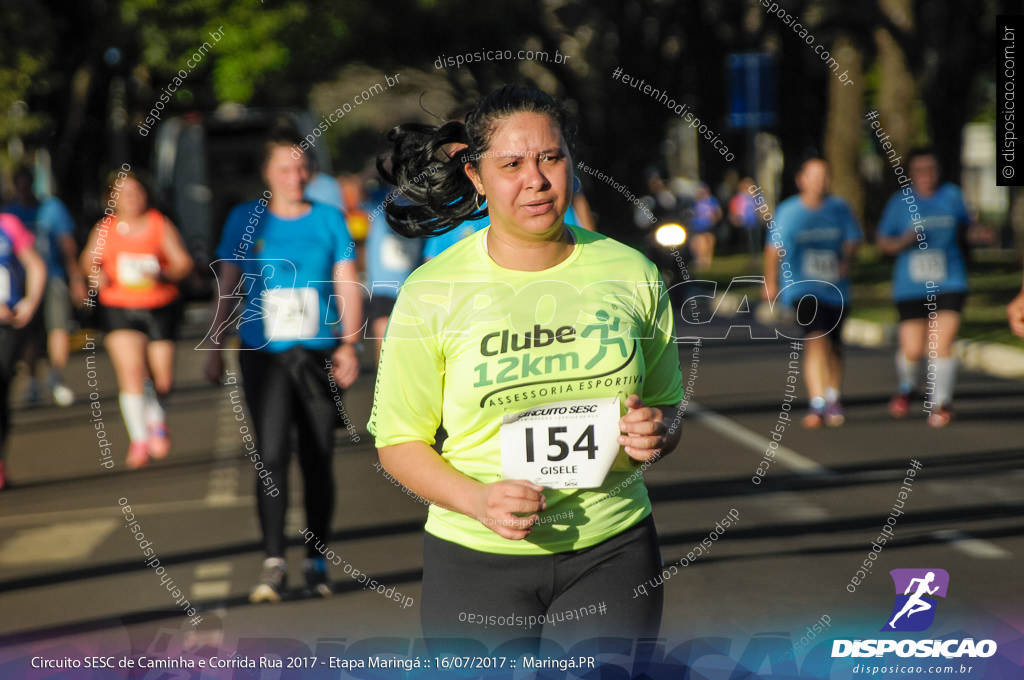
[376,121,483,237]
[378,85,577,238]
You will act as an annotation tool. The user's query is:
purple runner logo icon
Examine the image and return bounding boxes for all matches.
[882,568,949,632]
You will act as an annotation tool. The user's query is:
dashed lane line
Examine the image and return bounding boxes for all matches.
[931,529,1012,559]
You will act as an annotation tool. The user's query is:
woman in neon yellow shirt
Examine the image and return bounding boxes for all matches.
[369,85,684,647]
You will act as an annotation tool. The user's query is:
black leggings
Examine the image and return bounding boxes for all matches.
[0,325,23,461]
[239,347,338,559]
[421,513,663,652]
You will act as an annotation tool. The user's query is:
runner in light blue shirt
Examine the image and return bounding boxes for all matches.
[876,148,970,427]
[763,158,861,428]
[364,201,422,362]
[204,128,362,603]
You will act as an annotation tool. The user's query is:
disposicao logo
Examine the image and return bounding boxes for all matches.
[832,568,997,659]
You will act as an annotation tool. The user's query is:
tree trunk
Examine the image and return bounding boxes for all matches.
[874,0,918,161]
[824,35,865,224]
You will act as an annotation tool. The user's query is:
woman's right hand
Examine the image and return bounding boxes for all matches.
[203,351,225,386]
[472,480,547,540]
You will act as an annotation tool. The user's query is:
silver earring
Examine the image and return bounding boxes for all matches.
[573,175,581,193]
[475,193,486,211]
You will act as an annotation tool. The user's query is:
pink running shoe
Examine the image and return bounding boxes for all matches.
[126,442,150,469]
[926,405,953,428]
[148,424,171,460]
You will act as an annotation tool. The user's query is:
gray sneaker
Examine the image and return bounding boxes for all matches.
[52,382,75,407]
[250,557,287,603]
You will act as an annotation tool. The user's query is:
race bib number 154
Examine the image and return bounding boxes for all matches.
[500,397,622,489]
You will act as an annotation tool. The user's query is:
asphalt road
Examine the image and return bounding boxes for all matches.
[0,304,1021,678]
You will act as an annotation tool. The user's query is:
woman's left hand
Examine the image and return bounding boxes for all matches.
[10,299,37,329]
[331,343,360,389]
[618,394,681,463]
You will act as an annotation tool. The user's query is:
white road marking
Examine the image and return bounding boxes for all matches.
[762,491,830,520]
[0,519,119,565]
[206,355,243,506]
[931,530,1011,559]
[690,402,832,475]
[0,497,251,529]
[191,562,234,602]
[190,580,231,600]
[932,479,1024,505]
[194,561,233,580]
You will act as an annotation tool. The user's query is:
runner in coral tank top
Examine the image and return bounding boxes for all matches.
[98,208,180,310]
[80,171,193,469]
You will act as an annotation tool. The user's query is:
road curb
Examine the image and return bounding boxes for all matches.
[843,318,1024,380]
[717,294,1024,381]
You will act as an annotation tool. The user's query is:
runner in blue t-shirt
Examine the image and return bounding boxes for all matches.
[876,148,970,427]
[364,199,422,362]
[202,127,362,602]
[763,158,862,428]
[689,184,721,271]
[730,177,762,266]
[2,167,86,406]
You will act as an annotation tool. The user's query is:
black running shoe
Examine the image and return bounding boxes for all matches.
[304,557,333,598]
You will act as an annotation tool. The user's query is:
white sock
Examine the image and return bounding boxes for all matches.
[934,357,957,407]
[143,380,166,428]
[896,352,919,394]
[119,392,149,443]
[825,387,840,405]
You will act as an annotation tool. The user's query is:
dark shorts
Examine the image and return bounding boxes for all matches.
[792,299,846,338]
[100,301,181,341]
[420,513,662,651]
[896,293,967,321]
[366,294,397,322]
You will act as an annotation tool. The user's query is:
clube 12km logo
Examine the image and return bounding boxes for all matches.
[832,569,998,659]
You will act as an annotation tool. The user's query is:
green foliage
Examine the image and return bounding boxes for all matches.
[0,2,55,144]
[121,0,317,104]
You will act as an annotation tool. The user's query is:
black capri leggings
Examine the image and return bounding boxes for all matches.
[420,513,663,653]
[0,325,24,461]
[239,346,339,559]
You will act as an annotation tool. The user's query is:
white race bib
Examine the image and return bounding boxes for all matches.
[261,287,321,340]
[0,267,10,304]
[802,250,839,282]
[117,253,160,288]
[500,397,622,489]
[908,251,946,283]
[381,237,414,271]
